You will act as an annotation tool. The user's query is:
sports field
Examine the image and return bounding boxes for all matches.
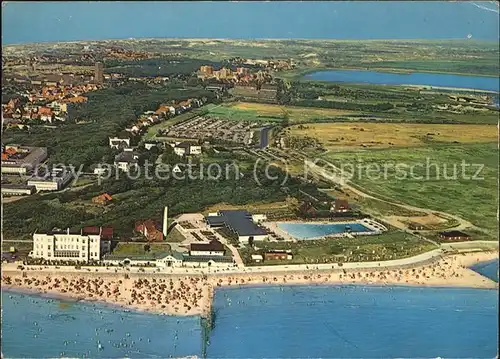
[289,122,498,150]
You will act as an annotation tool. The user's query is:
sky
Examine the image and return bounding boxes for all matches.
[2,1,499,44]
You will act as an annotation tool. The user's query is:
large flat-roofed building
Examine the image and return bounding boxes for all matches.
[205,210,268,244]
[27,167,72,191]
[30,227,113,262]
[1,184,36,196]
[1,145,48,175]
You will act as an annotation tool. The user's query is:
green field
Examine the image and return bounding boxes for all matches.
[204,103,285,122]
[239,230,436,265]
[110,242,172,258]
[322,142,498,233]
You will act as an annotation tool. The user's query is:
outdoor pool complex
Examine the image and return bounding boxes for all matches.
[277,221,377,240]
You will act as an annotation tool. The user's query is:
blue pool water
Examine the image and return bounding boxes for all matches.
[278,222,373,239]
[304,69,500,92]
[471,259,499,283]
[207,285,498,358]
[1,290,202,358]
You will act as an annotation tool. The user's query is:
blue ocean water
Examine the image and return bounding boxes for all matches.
[3,283,498,358]
[2,1,499,44]
[304,69,500,92]
[471,259,499,283]
[1,290,202,358]
[207,285,498,358]
[277,222,372,240]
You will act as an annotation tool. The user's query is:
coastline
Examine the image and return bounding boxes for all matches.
[2,251,497,318]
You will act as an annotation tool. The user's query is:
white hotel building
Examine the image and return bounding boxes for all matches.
[31,228,111,262]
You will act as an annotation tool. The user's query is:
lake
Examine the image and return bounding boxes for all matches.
[304,69,500,92]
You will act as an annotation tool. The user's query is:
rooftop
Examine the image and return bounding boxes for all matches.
[206,210,268,236]
[183,255,234,263]
[190,240,225,252]
[440,231,471,238]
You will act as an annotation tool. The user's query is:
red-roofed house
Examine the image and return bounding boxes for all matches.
[92,193,113,205]
[135,220,164,242]
[38,107,54,122]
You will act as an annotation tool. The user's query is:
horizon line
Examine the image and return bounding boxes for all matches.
[3,36,497,47]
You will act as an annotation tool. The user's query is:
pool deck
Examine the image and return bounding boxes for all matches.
[263,218,387,241]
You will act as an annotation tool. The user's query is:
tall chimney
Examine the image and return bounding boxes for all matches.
[163,206,168,238]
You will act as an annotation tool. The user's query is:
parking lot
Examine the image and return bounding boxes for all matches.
[165,115,272,146]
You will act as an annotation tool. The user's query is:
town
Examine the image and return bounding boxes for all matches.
[2,39,497,273]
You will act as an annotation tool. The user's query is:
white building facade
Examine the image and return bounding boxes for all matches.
[31,230,108,262]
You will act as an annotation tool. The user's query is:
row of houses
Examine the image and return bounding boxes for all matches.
[3,82,99,125]
[123,98,206,136]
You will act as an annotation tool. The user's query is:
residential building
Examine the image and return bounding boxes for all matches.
[189,240,225,256]
[109,137,131,149]
[173,142,202,156]
[1,184,36,196]
[331,199,349,213]
[92,193,113,205]
[38,107,54,122]
[408,222,426,231]
[1,145,48,175]
[114,149,139,172]
[30,227,112,262]
[205,210,268,244]
[144,142,159,151]
[47,101,68,114]
[82,226,114,240]
[135,220,164,242]
[236,67,249,75]
[439,231,471,241]
[199,65,214,75]
[27,167,73,191]
[263,250,293,261]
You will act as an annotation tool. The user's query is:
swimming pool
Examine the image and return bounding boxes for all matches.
[277,222,374,240]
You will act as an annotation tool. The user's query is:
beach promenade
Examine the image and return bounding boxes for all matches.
[2,250,498,318]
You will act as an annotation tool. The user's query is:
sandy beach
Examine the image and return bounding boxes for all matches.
[2,251,497,317]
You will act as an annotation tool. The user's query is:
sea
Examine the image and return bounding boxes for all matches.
[2,1,499,44]
[2,259,498,358]
[304,69,500,93]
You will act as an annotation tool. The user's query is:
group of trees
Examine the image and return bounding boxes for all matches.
[104,57,222,78]
[3,161,308,240]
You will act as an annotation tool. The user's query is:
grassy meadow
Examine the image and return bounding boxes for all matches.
[212,102,354,123]
[239,230,436,265]
[321,143,498,233]
[289,123,498,150]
